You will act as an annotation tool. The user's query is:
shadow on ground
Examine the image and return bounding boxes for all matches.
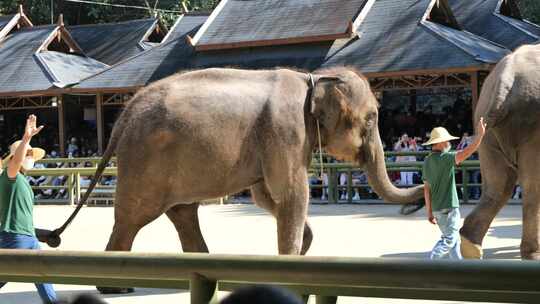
[216,203,420,219]
[379,245,521,260]
[487,224,521,239]
[0,288,184,304]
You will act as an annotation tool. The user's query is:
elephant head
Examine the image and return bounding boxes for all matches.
[310,68,423,203]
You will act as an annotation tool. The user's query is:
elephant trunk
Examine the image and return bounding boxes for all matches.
[364,128,424,203]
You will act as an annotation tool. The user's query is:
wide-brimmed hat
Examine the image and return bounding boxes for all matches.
[2,140,46,164]
[422,127,459,146]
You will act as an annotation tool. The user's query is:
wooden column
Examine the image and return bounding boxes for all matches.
[471,71,479,115]
[96,93,104,155]
[58,95,66,156]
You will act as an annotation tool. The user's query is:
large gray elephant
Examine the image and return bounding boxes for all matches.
[86,67,422,259]
[460,44,540,260]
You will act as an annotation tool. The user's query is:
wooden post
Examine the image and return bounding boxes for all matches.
[190,273,218,304]
[58,95,66,156]
[471,72,479,116]
[96,94,104,155]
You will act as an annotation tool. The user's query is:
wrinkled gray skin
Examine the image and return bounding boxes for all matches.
[460,44,540,260]
[96,67,423,258]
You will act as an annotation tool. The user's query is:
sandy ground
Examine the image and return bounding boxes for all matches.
[0,203,523,304]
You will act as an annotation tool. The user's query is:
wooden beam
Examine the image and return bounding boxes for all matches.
[58,95,66,157]
[364,65,491,78]
[96,94,104,155]
[195,31,354,51]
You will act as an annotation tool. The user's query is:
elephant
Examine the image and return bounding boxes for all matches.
[83,67,423,292]
[460,44,540,260]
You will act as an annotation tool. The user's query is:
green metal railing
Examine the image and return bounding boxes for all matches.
[26,153,487,205]
[0,250,539,303]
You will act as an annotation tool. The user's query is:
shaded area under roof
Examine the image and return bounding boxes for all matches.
[68,18,159,65]
[194,0,368,50]
[449,0,540,50]
[75,15,208,90]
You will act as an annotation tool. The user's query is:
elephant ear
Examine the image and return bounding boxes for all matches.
[309,76,346,125]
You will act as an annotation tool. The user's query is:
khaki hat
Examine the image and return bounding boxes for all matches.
[2,140,46,164]
[422,127,459,146]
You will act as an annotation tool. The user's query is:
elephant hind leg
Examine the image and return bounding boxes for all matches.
[106,197,165,252]
[460,132,517,259]
[166,203,209,253]
[251,181,312,255]
[517,137,540,260]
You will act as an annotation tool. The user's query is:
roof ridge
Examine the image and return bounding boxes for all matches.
[421,20,508,63]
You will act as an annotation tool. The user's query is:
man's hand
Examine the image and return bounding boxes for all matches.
[23,114,44,141]
[428,214,437,225]
[476,117,487,138]
[456,117,487,164]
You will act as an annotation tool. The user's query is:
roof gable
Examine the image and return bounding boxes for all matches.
[449,0,540,50]
[68,18,165,65]
[0,6,33,41]
[191,0,370,51]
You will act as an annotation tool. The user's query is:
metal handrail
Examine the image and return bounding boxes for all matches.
[26,156,488,205]
[0,250,538,303]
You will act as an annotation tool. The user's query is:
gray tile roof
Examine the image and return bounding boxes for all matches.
[449,0,540,50]
[75,0,511,90]
[322,0,509,74]
[0,14,14,32]
[0,25,107,95]
[75,15,208,90]
[194,0,368,50]
[68,18,160,65]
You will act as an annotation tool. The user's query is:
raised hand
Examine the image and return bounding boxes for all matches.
[476,117,487,137]
[23,115,44,140]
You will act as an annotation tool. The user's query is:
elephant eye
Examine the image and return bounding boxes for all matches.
[365,112,376,128]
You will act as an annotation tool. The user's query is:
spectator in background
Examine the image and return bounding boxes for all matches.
[67,137,79,156]
[394,134,418,186]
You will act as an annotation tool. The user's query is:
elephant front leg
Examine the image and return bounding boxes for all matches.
[275,176,310,255]
[251,182,313,255]
[460,134,517,259]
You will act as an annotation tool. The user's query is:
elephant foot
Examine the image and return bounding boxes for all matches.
[460,235,483,259]
[97,287,135,294]
[300,227,313,255]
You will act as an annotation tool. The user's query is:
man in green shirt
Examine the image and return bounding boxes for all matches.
[422,118,486,259]
[0,115,57,303]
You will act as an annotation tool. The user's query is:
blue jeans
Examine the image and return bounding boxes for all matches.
[0,231,57,303]
[430,208,463,260]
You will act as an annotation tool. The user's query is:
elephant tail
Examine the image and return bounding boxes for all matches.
[54,104,130,235]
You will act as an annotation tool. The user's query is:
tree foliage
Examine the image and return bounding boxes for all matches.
[0,0,218,28]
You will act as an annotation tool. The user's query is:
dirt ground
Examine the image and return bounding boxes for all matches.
[0,203,523,304]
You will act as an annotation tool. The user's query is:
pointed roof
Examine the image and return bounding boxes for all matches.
[73,14,208,92]
[0,23,107,96]
[68,18,166,65]
[321,0,509,75]
[75,0,511,92]
[449,0,540,50]
[0,6,33,40]
[191,0,369,51]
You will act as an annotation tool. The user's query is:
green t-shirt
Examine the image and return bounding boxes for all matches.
[422,151,459,211]
[0,170,36,236]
